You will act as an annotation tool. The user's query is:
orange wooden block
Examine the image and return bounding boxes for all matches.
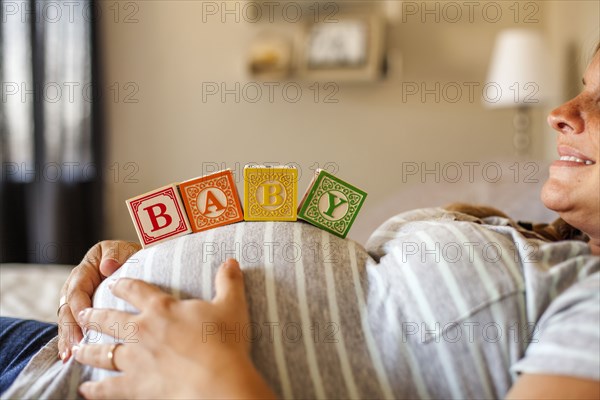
[178,169,244,232]
[126,184,192,248]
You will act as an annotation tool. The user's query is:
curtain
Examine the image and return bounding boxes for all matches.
[1,0,102,264]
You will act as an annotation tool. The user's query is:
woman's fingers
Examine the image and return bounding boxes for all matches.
[74,342,128,371]
[70,241,138,322]
[108,259,246,312]
[78,308,139,341]
[72,258,268,400]
[57,306,84,361]
[97,241,141,278]
[68,287,95,325]
[70,258,246,361]
[57,241,140,360]
[56,241,104,360]
[79,376,131,400]
[213,259,247,309]
[110,278,173,312]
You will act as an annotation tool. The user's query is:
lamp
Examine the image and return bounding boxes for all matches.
[485,29,549,155]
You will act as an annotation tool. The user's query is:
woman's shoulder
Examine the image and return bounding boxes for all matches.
[366,206,596,263]
[365,206,518,262]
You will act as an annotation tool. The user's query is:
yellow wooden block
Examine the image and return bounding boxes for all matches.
[244,165,297,221]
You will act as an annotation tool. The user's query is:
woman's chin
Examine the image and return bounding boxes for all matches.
[541,179,599,239]
[541,179,568,213]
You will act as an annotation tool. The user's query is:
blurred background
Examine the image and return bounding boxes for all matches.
[1,0,599,264]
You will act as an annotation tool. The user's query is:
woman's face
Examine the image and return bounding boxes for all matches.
[542,51,600,242]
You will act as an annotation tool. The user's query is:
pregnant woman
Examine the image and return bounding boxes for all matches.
[1,46,599,399]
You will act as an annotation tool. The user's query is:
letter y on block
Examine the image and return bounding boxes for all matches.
[298,170,367,238]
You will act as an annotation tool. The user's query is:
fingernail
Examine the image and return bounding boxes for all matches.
[71,345,80,358]
[78,308,91,322]
[226,259,242,276]
[60,349,70,363]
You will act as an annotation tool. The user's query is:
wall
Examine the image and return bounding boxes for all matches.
[98,1,598,243]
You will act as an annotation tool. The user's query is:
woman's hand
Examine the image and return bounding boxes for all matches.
[74,259,275,400]
[57,241,141,362]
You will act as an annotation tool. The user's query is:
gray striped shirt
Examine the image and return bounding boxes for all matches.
[4,208,599,399]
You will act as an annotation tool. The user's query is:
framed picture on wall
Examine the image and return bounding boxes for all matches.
[296,15,385,82]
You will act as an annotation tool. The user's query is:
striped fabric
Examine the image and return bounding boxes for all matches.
[3,209,599,399]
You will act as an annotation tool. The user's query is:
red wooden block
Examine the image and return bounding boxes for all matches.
[126,184,192,248]
[178,169,244,232]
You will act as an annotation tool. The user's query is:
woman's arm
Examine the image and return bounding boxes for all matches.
[506,374,599,399]
[74,259,276,400]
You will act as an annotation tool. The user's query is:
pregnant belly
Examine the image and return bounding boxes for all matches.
[92,221,393,399]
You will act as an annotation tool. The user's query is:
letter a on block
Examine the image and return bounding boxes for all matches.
[178,169,244,233]
[203,190,227,215]
[126,184,192,248]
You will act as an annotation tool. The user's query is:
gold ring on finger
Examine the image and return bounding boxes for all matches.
[57,295,69,317]
[107,342,123,371]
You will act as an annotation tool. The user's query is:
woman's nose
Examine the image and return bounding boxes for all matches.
[547,100,585,135]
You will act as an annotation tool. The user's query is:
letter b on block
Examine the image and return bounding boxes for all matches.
[258,182,285,207]
[143,203,173,231]
[244,165,298,221]
[126,184,192,248]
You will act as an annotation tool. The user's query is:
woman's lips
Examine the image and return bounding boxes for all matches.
[554,145,596,167]
[558,155,594,165]
[552,159,595,168]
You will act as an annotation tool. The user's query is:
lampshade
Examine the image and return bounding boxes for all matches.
[484,29,549,108]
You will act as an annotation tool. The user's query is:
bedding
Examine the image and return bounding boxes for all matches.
[4,211,598,399]
[0,264,71,323]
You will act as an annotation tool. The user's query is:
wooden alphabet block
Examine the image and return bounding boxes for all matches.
[244,165,298,221]
[298,169,367,238]
[126,184,192,248]
[178,169,244,232]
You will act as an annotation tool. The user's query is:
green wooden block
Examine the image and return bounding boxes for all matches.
[298,170,367,238]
